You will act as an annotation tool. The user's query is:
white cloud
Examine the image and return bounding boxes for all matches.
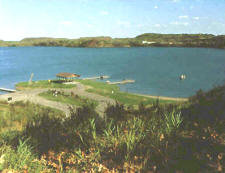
[171,0,180,3]
[117,20,131,27]
[170,21,189,26]
[60,21,72,26]
[154,24,161,27]
[0,26,30,41]
[170,21,179,25]
[86,24,94,28]
[212,22,225,26]
[100,11,109,15]
[179,15,189,19]
[193,17,200,20]
[137,24,144,27]
[154,5,158,9]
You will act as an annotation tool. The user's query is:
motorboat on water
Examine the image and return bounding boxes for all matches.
[180,74,186,80]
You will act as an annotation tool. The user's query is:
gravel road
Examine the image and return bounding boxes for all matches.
[0,82,115,117]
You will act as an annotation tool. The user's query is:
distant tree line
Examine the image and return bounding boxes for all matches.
[0,33,224,49]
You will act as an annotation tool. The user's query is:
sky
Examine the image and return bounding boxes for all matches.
[0,0,225,41]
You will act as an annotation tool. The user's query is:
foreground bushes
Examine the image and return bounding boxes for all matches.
[0,85,224,172]
[21,102,224,172]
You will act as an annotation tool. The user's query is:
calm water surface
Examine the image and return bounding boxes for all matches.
[0,47,224,97]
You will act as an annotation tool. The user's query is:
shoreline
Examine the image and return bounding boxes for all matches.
[1,81,189,102]
[0,45,224,50]
[1,33,225,49]
[133,93,188,102]
[0,89,188,102]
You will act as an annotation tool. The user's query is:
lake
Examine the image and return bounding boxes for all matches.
[0,47,225,97]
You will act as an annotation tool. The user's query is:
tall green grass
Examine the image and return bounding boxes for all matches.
[0,139,47,172]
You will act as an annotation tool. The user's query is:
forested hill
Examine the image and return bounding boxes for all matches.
[0,33,224,49]
[135,33,225,48]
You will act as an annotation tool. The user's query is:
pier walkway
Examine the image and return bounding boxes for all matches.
[106,79,135,85]
[82,75,110,80]
[0,88,16,93]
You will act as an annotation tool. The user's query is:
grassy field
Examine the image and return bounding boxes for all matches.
[39,90,98,108]
[76,79,180,105]
[16,79,181,106]
[16,80,76,90]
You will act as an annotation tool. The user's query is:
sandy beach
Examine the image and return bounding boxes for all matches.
[134,93,188,102]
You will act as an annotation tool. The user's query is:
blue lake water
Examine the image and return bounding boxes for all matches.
[0,47,225,97]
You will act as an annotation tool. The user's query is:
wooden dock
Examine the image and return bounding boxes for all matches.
[106,80,135,85]
[0,88,16,93]
[82,75,110,80]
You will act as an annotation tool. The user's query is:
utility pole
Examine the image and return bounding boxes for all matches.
[29,73,34,85]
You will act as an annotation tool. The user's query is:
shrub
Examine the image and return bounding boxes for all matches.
[183,85,225,131]
[105,102,127,122]
[0,139,47,172]
[63,105,101,149]
[24,113,65,154]
[0,130,22,148]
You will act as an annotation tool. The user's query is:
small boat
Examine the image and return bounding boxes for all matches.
[180,74,186,80]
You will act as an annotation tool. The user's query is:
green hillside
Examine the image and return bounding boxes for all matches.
[0,33,225,48]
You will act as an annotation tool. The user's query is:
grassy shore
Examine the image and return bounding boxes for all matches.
[15,79,184,106]
[16,80,76,90]
[76,79,185,105]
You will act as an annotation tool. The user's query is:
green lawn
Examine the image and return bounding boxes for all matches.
[76,79,178,105]
[39,90,98,108]
[16,80,76,90]
[16,79,182,106]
